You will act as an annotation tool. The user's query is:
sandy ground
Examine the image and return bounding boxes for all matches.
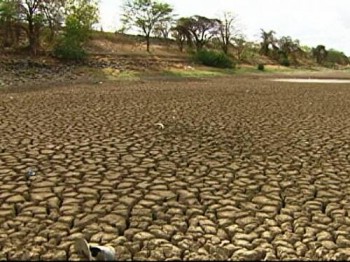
[1,76,350,260]
[272,79,350,83]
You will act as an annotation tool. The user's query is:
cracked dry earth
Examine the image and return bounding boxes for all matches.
[1,76,350,261]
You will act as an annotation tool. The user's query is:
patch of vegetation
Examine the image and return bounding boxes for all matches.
[0,0,348,73]
[163,67,232,78]
[279,57,290,67]
[102,68,140,80]
[257,64,265,71]
[54,40,87,61]
[193,49,235,69]
[324,49,350,67]
[53,0,98,61]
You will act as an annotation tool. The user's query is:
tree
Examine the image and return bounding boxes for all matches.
[0,0,65,53]
[171,17,193,51]
[277,36,303,64]
[153,19,173,39]
[260,29,277,56]
[171,30,185,51]
[54,0,99,60]
[312,45,328,64]
[232,36,247,61]
[19,0,46,54]
[40,0,65,42]
[300,45,312,59]
[0,0,21,47]
[218,11,239,54]
[325,49,349,66]
[178,15,221,50]
[65,0,99,30]
[121,0,173,52]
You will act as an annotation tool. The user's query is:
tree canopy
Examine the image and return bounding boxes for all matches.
[121,0,173,51]
[172,15,221,50]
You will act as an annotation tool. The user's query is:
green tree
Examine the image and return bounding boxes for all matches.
[19,0,46,54]
[325,49,349,66]
[312,45,328,64]
[54,0,99,60]
[153,19,173,39]
[11,0,65,54]
[260,29,277,56]
[174,15,221,51]
[277,36,303,65]
[300,45,313,59]
[171,17,193,51]
[0,0,21,47]
[121,0,173,52]
[65,0,99,33]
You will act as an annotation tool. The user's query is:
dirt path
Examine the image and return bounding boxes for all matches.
[1,77,350,260]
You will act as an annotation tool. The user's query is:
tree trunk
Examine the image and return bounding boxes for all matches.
[27,16,37,55]
[146,35,150,52]
[48,21,55,42]
[222,44,228,54]
[177,40,184,52]
[196,41,203,51]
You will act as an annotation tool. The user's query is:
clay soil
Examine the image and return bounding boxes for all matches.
[1,76,350,260]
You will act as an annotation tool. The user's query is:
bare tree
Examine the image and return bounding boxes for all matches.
[218,11,239,54]
[232,36,246,61]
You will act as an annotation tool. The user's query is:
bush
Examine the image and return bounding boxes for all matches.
[257,63,265,71]
[279,57,290,67]
[193,49,234,69]
[54,39,87,61]
[326,49,350,65]
[53,15,90,61]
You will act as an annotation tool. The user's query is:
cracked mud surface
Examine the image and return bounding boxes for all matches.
[1,77,350,260]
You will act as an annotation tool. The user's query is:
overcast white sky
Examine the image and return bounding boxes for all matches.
[98,0,350,55]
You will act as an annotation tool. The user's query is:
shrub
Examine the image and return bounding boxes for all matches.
[193,49,234,69]
[326,49,350,65]
[257,63,265,71]
[279,57,290,67]
[53,15,90,61]
[53,40,87,61]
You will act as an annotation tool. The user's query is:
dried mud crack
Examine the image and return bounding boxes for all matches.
[1,77,350,260]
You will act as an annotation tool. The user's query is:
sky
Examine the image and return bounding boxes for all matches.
[98,0,350,55]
